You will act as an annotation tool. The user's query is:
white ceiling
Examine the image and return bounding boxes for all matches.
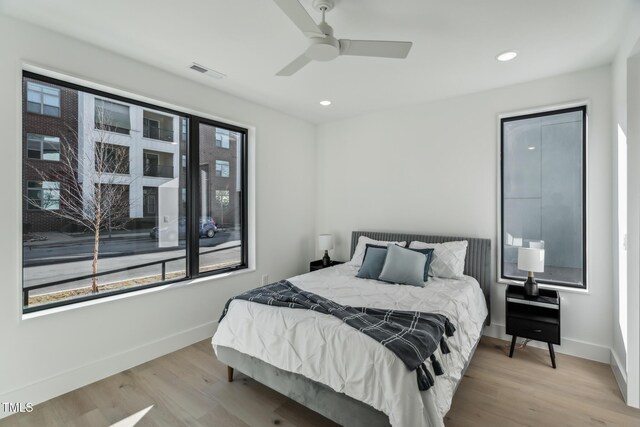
[0,0,632,123]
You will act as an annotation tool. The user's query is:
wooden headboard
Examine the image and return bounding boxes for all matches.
[351,231,492,325]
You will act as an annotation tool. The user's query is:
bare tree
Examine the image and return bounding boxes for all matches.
[26,106,134,293]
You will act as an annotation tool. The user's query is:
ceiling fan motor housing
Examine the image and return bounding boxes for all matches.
[306,21,339,61]
[306,36,339,61]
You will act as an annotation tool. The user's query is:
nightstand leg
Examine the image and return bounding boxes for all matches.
[548,343,557,369]
[509,336,517,358]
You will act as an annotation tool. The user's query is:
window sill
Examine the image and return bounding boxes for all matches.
[497,278,589,295]
[21,266,255,321]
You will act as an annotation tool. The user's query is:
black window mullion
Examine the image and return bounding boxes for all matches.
[241,131,249,268]
[186,116,200,277]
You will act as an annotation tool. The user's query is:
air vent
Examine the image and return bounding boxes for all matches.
[189,63,226,79]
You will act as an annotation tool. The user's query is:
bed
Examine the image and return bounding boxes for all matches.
[212,231,491,427]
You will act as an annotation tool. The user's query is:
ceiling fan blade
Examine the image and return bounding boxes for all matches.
[339,40,413,59]
[272,0,325,38]
[276,54,312,76]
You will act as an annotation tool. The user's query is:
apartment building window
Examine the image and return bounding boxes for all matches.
[26,181,60,210]
[27,134,60,161]
[500,106,586,288]
[96,142,130,174]
[215,160,230,177]
[216,129,230,148]
[95,98,131,135]
[26,82,60,116]
[21,71,249,313]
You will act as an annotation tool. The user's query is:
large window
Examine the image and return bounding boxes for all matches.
[96,142,129,174]
[95,98,131,135]
[22,72,248,313]
[500,106,586,288]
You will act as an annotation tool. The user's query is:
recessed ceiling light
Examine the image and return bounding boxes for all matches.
[496,51,518,62]
[528,146,535,150]
[319,100,332,106]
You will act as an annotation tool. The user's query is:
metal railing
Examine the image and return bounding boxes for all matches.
[22,244,241,308]
[144,164,174,178]
[143,123,174,142]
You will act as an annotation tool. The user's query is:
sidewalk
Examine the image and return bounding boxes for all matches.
[24,231,151,247]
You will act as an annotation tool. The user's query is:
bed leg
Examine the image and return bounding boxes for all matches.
[227,366,234,382]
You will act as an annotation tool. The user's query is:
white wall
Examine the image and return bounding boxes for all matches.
[317,66,613,362]
[611,0,640,406]
[0,14,316,413]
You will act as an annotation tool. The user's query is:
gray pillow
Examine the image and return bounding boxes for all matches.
[356,245,388,280]
[378,244,428,287]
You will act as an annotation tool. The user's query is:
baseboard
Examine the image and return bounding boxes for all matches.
[0,320,218,420]
[610,349,628,402]
[483,323,611,363]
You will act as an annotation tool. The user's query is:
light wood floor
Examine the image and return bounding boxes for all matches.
[2,336,639,427]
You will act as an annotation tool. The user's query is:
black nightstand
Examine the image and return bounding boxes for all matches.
[506,285,561,368]
[310,260,344,272]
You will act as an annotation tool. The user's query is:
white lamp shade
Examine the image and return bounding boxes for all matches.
[517,247,545,273]
[318,234,334,251]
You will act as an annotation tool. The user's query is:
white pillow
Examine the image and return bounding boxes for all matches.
[349,236,407,267]
[409,240,468,279]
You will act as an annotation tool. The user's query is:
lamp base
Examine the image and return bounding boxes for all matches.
[524,275,539,297]
[322,250,331,267]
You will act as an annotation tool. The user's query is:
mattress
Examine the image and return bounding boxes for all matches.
[212,263,488,427]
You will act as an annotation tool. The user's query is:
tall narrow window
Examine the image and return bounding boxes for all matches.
[198,122,245,273]
[500,106,586,288]
[22,72,249,313]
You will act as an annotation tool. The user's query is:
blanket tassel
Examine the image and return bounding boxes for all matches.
[440,337,451,354]
[430,354,444,376]
[445,319,456,337]
[416,363,434,391]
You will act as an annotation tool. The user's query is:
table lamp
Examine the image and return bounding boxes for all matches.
[319,234,334,267]
[517,247,545,297]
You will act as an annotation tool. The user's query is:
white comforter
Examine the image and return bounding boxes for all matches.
[212,264,487,427]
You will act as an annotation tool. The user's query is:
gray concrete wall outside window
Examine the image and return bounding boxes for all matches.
[503,110,584,286]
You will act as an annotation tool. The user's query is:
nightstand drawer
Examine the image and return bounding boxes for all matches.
[506,317,560,345]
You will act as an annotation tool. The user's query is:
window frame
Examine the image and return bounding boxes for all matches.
[498,104,587,290]
[22,71,250,313]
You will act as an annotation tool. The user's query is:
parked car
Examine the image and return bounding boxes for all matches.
[150,217,217,240]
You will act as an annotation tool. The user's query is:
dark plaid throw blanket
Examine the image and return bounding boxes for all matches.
[219,280,456,391]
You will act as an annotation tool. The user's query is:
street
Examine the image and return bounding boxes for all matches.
[23,229,241,264]
[23,230,242,297]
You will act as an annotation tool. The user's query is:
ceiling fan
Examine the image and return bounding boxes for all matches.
[273,0,413,76]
